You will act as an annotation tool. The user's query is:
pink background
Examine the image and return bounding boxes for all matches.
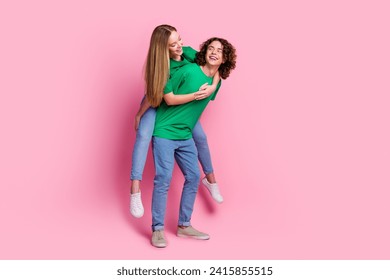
[1,0,390,259]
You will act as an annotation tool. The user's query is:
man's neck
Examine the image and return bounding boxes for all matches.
[200,65,219,77]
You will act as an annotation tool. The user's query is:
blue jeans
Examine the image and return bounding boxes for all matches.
[130,106,156,180]
[192,121,213,175]
[151,137,200,231]
[130,107,214,180]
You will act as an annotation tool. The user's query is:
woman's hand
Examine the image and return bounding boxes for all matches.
[134,114,141,131]
[194,83,216,100]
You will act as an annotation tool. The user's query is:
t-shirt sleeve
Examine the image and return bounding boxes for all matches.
[210,80,222,101]
[182,46,198,63]
[163,79,172,94]
[165,67,189,95]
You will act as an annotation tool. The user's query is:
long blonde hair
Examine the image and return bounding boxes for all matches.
[144,24,176,108]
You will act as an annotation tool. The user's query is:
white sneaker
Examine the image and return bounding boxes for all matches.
[202,177,223,203]
[130,192,144,218]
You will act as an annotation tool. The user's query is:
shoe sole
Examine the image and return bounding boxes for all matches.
[130,210,144,218]
[151,242,167,248]
[177,233,210,240]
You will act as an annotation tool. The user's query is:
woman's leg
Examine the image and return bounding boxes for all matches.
[192,121,223,203]
[130,106,156,217]
[192,121,214,180]
[130,107,156,187]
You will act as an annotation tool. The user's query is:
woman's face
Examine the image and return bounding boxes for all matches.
[168,31,183,60]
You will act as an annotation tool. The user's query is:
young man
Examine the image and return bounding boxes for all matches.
[150,37,237,248]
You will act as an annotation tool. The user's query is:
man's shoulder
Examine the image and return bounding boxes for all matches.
[179,63,203,82]
[173,62,198,78]
[181,62,200,72]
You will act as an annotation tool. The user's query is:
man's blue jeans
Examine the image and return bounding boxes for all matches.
[151,137,200,231]
[130,106,214,181]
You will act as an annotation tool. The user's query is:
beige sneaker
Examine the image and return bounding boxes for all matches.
[151,230,167,248]
[177,226,210,240]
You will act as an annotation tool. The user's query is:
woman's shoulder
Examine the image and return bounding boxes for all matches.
[183,46,197,53]
[182,46,197,62]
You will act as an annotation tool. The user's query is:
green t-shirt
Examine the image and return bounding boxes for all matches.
[153,63,221,140]
[164,46,197,94]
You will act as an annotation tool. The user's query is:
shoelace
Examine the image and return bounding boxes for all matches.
[210,185,221,196]
[131,195,143,210]
[156,231,164,240]
[134,199,142,209]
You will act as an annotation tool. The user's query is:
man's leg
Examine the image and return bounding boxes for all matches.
[174,138,200,226]
[151,137,176,231]
[175,138,209,240]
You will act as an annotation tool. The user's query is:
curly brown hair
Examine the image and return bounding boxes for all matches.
[195,37,237,79]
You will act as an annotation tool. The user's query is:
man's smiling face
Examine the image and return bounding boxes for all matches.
[205,40,224,67]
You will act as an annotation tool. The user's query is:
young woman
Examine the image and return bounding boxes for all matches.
[130,24,223,218]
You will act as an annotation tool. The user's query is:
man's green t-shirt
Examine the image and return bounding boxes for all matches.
[153,63,221,140]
